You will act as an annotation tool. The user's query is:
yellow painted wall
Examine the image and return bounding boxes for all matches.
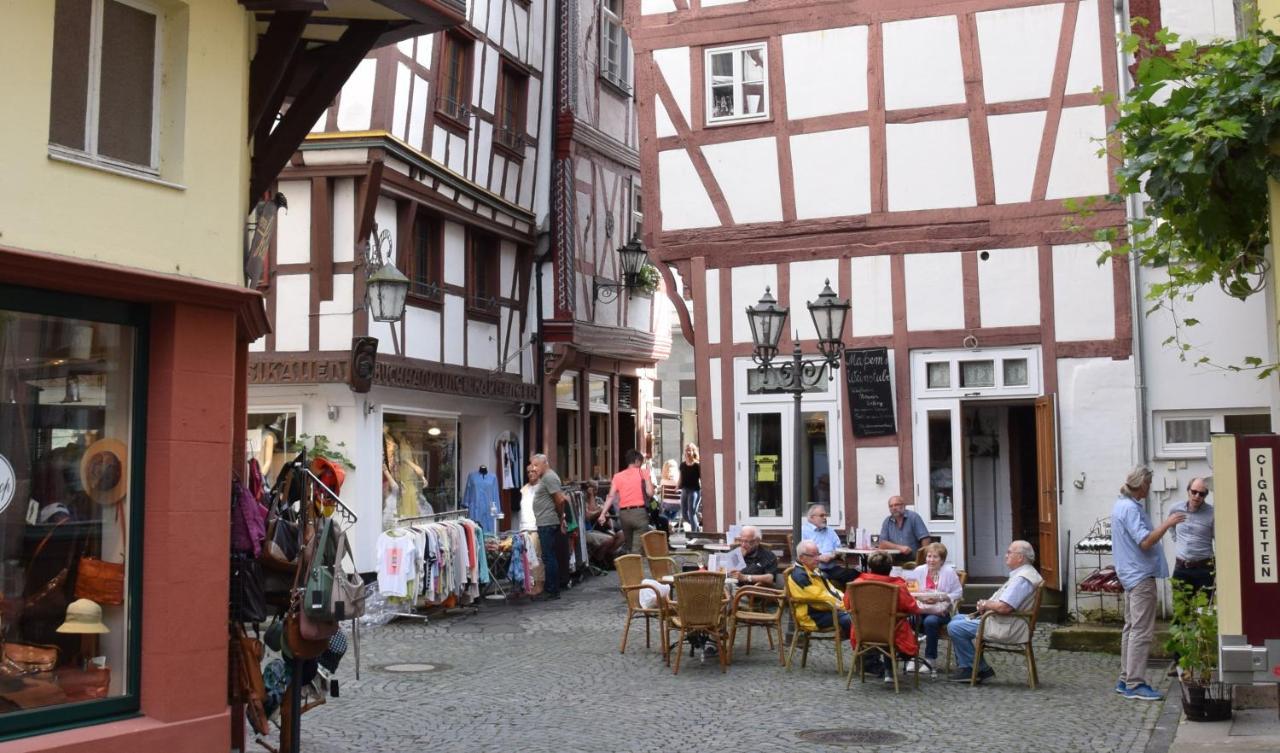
[0,1,250,286]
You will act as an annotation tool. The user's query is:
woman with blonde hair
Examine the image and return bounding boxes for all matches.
[678,443,702,532]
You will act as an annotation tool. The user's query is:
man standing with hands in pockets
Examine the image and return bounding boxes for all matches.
[1112,466,1185,701]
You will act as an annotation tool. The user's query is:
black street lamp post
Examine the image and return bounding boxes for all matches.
[745,280,850,554]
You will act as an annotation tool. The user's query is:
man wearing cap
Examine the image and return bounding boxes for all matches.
[1112,466,1185,701]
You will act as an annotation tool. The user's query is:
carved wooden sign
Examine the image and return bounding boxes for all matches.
[249,356,538,402]
[844,347,896,438]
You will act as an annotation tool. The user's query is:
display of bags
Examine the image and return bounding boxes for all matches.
[54,665,110,701]
[231,553,267,623]
[74,556,124,606]
[1,642,58,677]
[231,622,269,735]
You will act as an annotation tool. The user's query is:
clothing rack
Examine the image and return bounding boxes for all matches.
[384,509,482,621]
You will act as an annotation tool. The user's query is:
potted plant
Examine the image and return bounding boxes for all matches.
[1165,581,1231,722]
[633,264,660,297]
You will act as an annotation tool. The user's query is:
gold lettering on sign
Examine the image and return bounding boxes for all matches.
[1251,449,1276,583]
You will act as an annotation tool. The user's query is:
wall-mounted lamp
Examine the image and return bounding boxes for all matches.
[592,235,649,303]
[875,473,885,486]
[1073,472,1087,490]
[327,405,340,421]
[362,222,410,323]
[363,400,377,416]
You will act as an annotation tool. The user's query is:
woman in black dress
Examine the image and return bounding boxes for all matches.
[678,443,702,532]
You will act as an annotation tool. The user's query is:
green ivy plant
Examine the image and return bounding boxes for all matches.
[1074,16,1280,376]
[633,263,661,296]
[294,433,356,470]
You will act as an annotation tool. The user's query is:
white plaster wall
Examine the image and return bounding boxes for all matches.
[526,79,541,136]
[656,98,677,137]
[392,63,411,141]
[789,259,841,341]
[1052,243,1114,341]
[782,26,868,119]
[408,76,429,152]
[276,180,310,265]
[491,154,507,194]
[790,128,871,219]
[850,255,893,337]
[976,3,1062,103]
[274,274,310,351]
[652,47,691,125]
[443,221,466,286]
[658,149,719,230]
[467,319,498,370]
[482,45,500,115]
[709,357,723,440]
[337,58,377,131]
[475,121,493,188]
[447,133,467,174]
[904,252,965,331]
[627,293,653,329]
[303,148,371,167]
[701,138,783,224]
[430,125,448,164]
[856,446,901,529]
[417,35,434,67]
[1066,0,1104,94]
[500,240,517,295]
[977,247,1040,328]
[987,111,1046,204]
[318,273,354,350]
[1160,0,1237,45]
[641,0,676,13]
[713,453,725,532]
[370,318,395,354]
[334,180,355,262]
[443,295,465,364]
[705,268,721,344]
[886,119,976,211]
[1045,105,1110,200]
[731,264,778,343]
[882,15,965,110]
[404,305,443,361]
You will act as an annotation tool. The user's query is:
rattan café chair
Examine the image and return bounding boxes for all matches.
[728,584,787,666]
[615,554,669,663]
[666,570,729,675]
[782,566,846,675]
[846,580,919,693]
[971,580,1044,688]
[641,530,702,580]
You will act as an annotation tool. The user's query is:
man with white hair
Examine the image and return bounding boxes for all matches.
[946,540,1042,684]
[801,504,860,586]
[1112,466,1184,701]
[787,540,852,638]
[728,525,779,588]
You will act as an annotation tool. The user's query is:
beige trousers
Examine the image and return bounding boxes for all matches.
[1119,577,1158,687]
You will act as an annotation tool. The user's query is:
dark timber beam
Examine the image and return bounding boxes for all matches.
[250,20,389,203]
[247,10,311,141]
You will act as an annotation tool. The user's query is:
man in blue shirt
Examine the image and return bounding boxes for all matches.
[801,504,860,586]
[1112,466,1184,701]
[878,495,931,563]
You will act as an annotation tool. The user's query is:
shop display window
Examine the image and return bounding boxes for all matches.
[382,413,458,519]
[0,287,145,734]
[245,410,298,485]
[555,410,581,482]
[590,412,611,480]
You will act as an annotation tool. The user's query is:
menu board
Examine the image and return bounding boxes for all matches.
[844,347,896,438]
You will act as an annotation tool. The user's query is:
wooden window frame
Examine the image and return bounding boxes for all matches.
[494,63,528,158]
[704,41,770,126]
[599,0,632,95]
[436,32,473,131]
[400,207,444,309]
[629,176,643,240]
[466,230,501,321]
[48,0,164,174]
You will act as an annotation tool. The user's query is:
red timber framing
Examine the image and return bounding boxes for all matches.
[626,0,1132,531]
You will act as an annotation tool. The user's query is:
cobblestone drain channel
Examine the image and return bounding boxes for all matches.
[258,572,1171,753]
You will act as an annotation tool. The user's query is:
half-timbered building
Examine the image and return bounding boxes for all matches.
[627,0,1261,598]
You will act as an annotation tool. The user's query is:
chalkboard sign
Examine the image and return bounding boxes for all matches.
[844,347,896,438]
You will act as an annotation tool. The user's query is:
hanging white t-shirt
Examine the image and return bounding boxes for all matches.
[376,530,418,598]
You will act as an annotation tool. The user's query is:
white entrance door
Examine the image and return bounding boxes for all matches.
[912,400,964,568]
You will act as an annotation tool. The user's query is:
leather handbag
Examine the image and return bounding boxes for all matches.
[75,557,125,606]
[54,666,111,701]
[231,553,267,623]
[2,642,59,677]
[0,677,66,709]
[285,607,332,659]
[23,520,75,620]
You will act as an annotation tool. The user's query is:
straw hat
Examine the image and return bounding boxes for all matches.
[57,598,110,634]
[80,438,128,505]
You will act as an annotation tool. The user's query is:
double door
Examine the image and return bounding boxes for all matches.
[736,402,843,529]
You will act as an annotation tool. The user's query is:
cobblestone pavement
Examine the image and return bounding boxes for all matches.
[281,573,1170,753]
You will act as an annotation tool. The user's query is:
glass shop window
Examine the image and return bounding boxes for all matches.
[245,411,298,486]
[0,290,144,731]
[383,414,458,519]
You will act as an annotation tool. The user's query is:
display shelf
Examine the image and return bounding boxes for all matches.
[1072,518,1122,623]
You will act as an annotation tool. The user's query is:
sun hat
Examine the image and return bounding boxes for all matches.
[80,438,128,505]
[56,598,111,634]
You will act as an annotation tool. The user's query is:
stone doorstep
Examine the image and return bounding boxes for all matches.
[1168,709,1280,753]
[1048,621,1174,659]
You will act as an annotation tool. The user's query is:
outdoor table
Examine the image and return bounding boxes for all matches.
[836,547,878,568]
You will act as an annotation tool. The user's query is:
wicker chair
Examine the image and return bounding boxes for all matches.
[940,568,968,671]
[971,581,1044,688]
[845,580,919,692]
[641,530,701,580]
[666,571,729,674]
[615,554,668,663]
[782,566,846,674]
[728,585,787,666]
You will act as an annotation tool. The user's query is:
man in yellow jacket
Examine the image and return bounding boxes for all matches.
[787,540,852,638]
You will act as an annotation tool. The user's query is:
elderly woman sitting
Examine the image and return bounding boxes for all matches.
[902,542,964,675]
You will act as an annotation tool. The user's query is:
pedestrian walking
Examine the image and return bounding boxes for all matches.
[679,443,702,532]
[605,449,653,554]
[1112,466,1185,701]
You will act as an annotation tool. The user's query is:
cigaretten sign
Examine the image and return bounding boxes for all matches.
[1249,449,1277,583]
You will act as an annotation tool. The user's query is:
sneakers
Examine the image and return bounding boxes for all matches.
[1122,683,1163,701]
[1115,680,1127,694]
[904,659,934,675]
[948,667,995,683]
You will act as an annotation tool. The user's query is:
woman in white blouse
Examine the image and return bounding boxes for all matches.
[904,542,964,673]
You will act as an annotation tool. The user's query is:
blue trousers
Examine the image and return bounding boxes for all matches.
[681,489,701,532]
[946,615,989,671]
[919,613,951,660]
[538,525,563,595]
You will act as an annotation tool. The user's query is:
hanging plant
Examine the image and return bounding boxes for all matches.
[634,263,661,296]
[1075,17,1280,375]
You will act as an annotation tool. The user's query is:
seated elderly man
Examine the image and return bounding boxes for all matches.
[878,495,932,564]
[946,540,1043,683]
[800,504,861,587]
[787,540,851,639]
[728,525,779,588]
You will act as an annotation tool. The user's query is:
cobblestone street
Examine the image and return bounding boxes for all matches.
[286,573,1171,753]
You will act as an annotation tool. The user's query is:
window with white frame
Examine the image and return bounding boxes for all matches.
[630,177,643,239]
[705,42,769,124]
[49,0,163,172]
[913,348,1040,399]
[600,0,631,92]
[1155,410,1272,458]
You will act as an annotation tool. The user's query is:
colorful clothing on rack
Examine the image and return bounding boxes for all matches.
[376,518,487,605]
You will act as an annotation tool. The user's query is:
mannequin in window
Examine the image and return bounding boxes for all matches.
[463,464,500,534]
[394,431,426,518]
